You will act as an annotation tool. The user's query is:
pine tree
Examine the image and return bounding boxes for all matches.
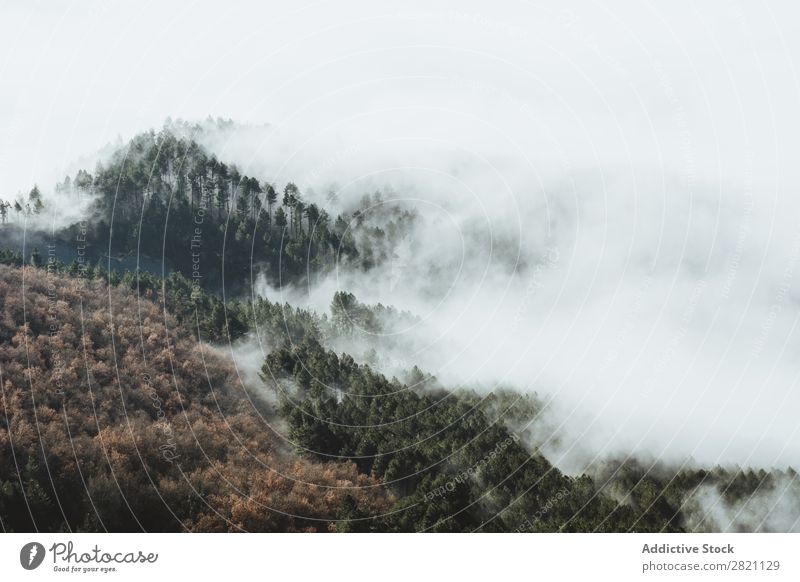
[28,185,44,214]
[30,247,42,267]
[274,206,287,231]
[265,183,277,227]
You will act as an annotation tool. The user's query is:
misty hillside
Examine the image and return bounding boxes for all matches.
[1,124,798,533]
[0,265,390,532]
[0,122,414,294]
[1,260,795,532]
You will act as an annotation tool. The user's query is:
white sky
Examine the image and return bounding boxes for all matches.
[1,0,799,194]
[2,0,800,468]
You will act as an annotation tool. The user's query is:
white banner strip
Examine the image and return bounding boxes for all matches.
[1,533,797,581]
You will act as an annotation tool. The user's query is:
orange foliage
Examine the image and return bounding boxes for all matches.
[0,266,391,532]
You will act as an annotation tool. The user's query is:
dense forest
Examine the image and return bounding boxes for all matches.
[0,258,794,532]
[0,265,390,532]
[1,122,415,293]
[0,126,797,532]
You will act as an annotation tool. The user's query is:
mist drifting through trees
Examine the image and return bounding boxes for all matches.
[2,1,800,537]
[0,122,797,532]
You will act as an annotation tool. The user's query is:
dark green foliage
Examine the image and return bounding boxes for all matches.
[262,338,683,532]
[11,255,790,533]
[54,128,364,293]
[0,248,23,266]
[2,124,795,532]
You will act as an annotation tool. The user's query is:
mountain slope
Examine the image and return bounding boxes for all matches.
[0,265,390,532]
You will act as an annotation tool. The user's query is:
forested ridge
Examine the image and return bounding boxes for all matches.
[1,121,415,292]
[0,126,796,532]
